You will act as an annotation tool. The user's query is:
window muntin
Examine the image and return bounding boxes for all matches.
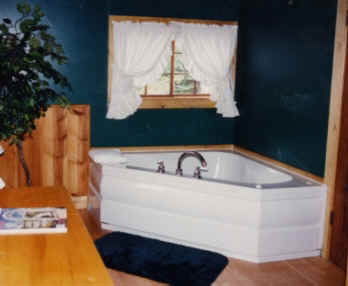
[138,41,204,97]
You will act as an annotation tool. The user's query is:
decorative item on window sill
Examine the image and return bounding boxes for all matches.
[0,144,5,190]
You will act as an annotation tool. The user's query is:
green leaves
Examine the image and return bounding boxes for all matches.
[17,2,31,16]
[33,5,44,21]
[29,36,40,49]
[19,19,36,33]
[0,24,9,33]
[0,1,71,144]
[27,97,35,107]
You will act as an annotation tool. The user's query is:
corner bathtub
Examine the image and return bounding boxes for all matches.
[88,149,327,263]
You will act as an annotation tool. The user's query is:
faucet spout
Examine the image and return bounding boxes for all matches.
[176,151,207,176]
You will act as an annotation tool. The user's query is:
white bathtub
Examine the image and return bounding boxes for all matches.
[88,149,327,263]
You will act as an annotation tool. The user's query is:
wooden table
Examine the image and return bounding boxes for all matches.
[0,186,113,286]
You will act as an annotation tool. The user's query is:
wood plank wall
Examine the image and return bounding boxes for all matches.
[0,105,90,196]
[323,0,348,260]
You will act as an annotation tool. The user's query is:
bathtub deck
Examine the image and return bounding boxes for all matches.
[79,210,345,286]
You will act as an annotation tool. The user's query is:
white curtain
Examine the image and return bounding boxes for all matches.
[176,22,239,117]
[107,21,238,119]
[106,21,175,119]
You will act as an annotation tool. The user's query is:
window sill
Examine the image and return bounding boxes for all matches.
[139,96,216,109]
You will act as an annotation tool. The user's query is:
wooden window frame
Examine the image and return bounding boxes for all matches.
[108,15,238,109]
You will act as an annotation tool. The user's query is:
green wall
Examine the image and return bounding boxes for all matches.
[102,0,241,146]
[0,0,240,148]
[0,0,337,176]
[236,0,336,176]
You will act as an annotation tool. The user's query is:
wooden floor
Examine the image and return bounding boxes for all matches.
[79,210,346,286]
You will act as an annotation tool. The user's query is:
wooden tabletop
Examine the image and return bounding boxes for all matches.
[0,186,113,286]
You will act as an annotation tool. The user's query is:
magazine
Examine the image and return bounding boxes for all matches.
[0,207,67,235]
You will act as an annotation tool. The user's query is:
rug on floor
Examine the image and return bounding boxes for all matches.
[95,232,228,286]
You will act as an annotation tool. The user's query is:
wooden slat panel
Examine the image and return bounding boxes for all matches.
[63,105,90,195]
[0,105,90,196]
[40,106,66,186]
[0,142,19,188]
[29,127,42,186]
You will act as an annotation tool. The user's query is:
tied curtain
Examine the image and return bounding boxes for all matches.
[107,21,239,119]
[176,23,239,117]
[106,21,175,119]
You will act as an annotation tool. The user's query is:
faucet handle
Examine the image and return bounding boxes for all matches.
[193,166,208,179]
[157,161,165,173]
[200,167,208,172]
[176,167,183,176]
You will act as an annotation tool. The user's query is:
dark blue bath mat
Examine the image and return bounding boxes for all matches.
[95,232,228,286]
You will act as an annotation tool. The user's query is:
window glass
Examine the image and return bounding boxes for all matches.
[147,73,170,95]
[142,41,201,96]
[173,52,197,94]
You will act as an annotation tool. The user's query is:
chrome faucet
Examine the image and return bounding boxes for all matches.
[176,151,207,177]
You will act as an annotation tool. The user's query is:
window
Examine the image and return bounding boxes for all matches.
[107,16,238,119]
[137,39,215,109]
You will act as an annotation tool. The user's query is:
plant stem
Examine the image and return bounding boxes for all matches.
[16,141,31,186]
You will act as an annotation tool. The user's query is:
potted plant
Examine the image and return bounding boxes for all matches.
[0,1,71,186]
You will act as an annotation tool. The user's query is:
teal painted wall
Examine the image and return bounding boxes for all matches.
[103,0,241,146]
[236,0,336,176]
[0,0,337,176]
[0,0,241,147]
